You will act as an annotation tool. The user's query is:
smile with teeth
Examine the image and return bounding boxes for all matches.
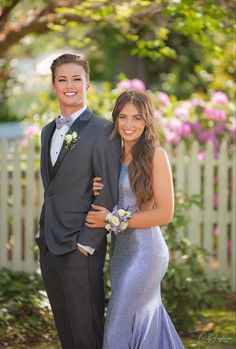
[123,129,135,135]
[64,92,77,97]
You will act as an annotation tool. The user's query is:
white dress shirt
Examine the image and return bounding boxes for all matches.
[50,105,87,166]
[50,105,95,255]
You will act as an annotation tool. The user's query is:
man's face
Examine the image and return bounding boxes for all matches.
[52,63,89,115]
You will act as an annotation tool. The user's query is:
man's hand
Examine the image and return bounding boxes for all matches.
[77,245,88,256]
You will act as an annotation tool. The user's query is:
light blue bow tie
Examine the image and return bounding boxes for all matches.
[55,116,74,129]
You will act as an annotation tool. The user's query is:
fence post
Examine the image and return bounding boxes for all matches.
[24,142,37,272]
[218,141,230,279]
[203,142,214,270]
[187,141,201,244]
[175,142,186,192]
[12,141,22,270]
[0,140,9,268]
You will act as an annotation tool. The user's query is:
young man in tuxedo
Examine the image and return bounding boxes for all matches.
[36,53,121,349]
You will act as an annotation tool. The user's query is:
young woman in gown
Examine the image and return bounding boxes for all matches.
[85,90,185,349]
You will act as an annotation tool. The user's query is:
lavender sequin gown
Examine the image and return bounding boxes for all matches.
[103,164,185,349]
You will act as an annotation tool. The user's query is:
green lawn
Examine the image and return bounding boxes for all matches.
[6,309,236,349]
[182,309,236,348]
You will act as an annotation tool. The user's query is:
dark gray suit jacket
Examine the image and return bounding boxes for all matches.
[39,108,121,255]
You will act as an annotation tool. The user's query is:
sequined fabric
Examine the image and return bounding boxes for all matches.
[103,164,185,349]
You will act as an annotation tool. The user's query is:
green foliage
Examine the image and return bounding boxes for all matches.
[62,0,234,96]
[208,40,235,99]
[183,309,236,348]
[0,61,19,122]
[161,192,230,334]
[0,0,234,100]
[0,268,57,347]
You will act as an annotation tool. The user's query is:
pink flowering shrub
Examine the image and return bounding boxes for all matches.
[156,92,170,106]
[211,92,229,105]
[24,78,235,159]
[115,81,234,158]
[116,78,146,92]
[153,90,235,158]
[21,124,41,149]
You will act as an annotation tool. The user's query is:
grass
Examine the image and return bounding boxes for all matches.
[5,309,235,349]
[182,309,236,348]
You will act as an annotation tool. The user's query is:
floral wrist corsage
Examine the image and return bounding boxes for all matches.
[105,206,132,235]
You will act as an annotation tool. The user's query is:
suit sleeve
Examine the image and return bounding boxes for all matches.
[77,123,121,250]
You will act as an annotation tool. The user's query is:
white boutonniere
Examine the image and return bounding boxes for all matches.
[63,131,79,150]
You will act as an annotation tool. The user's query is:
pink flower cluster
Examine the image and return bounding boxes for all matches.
[204,106,226,122]
[163,119,192,145]
[211,91,229,105]
[154,90,234,158]
[21,124,41,146]
[116,79,146,92]
[156,92,170,106]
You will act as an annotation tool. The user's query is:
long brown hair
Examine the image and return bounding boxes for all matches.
[112,90,157,209]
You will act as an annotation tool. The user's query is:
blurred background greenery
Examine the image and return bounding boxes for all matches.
[0,0,235,124]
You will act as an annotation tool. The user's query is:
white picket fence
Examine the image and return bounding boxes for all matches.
[0,139,235,290]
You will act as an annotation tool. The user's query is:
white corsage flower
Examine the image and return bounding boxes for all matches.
[105,206,132,235]
[118,209,132,218]
[64,131,79,150]
[110,216,120,226]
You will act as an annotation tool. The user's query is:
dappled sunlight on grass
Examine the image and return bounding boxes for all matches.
[5,309,236,349]
[182,309,236,348]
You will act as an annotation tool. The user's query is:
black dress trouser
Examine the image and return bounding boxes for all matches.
[39,240,106,349]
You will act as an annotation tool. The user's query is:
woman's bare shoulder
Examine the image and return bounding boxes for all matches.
[153,146,169,162]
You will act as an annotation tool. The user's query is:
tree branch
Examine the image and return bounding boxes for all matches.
[0,0,87,54]
[0,0,119,54]
[0,0,21,32]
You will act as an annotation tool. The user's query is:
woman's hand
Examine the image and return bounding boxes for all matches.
[85,204,109,228]
[92,177,104,197]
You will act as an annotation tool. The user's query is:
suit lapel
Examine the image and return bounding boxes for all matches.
[41,120,56,185]
[49,109,92,181]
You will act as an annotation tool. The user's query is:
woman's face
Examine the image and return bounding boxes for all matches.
[117,103,146,144]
